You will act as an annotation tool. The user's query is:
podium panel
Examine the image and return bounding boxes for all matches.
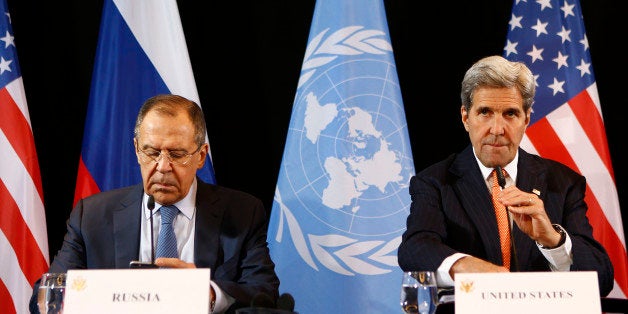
[63,268,210,314]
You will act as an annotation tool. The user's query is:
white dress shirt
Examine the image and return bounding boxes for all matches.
[139,178,235,312]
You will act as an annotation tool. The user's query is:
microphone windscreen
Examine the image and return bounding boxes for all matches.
[495,166,506,189]
[250,292,275,308]
[276,293,295,311]
[147,195,155,210]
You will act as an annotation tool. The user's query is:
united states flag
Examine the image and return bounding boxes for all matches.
[504,0,627,298]
[0,0,49,313]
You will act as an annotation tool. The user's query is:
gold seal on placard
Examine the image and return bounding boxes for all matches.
[71,276,87,291]
[459,280,474,293]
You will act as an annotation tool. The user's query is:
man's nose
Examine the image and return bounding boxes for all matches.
[490,116,505,135]
[155,154,174,171]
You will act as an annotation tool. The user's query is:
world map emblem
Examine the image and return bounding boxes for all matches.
[271,26,415,276]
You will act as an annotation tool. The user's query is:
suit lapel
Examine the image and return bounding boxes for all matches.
[512,149,548,268]
[451,146,504,265]
[113,184,143,268]
[193,180,223,270]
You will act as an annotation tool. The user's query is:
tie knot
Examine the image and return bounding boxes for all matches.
[492,168,506,176]
[160,205,178,225]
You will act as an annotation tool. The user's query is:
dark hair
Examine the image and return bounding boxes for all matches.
[134,94,207,147]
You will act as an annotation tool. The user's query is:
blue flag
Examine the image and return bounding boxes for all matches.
[267,0,415,312]
[504,0,627,297]
[74,0,215,204]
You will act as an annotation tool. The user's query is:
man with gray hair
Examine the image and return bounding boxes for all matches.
[398,56,613,297]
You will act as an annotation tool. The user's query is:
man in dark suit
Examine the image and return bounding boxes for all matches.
[397,56,614,296]
[30,94,280,313]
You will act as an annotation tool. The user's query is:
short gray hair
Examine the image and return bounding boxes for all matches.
[460,55,535,113]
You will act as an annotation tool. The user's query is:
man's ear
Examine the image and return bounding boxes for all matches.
[461,105,470,131]
[196,143,209,169]
[525,107,531,126]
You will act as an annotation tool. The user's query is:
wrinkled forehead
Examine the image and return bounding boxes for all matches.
[137,111,196,147]
[471,86,524,109]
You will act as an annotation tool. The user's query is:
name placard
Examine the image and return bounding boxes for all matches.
[455,271,600,314]
[63,268,210,314]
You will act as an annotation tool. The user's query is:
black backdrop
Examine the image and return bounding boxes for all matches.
[6,0,627,261]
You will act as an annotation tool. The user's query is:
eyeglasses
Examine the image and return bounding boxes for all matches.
[137,144,202,166]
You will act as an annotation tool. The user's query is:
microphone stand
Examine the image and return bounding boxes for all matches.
[129,195,158,268]
[147,195,156,263]
[495,166,519,272]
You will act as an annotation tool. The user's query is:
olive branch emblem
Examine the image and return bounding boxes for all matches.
[273,187,400,275]
[297,25,393,89]
[273,25,399,276]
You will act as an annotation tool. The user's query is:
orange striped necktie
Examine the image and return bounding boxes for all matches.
[491,169,510,269]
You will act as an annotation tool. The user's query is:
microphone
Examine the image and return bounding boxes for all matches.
[147,194,155,210]
[129,194,158,269]
[276,293,295,311]
[494,166,519,271]
[495,166,506,189]
[148,195,156,263]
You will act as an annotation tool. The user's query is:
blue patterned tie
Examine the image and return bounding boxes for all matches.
[155,205,179,258]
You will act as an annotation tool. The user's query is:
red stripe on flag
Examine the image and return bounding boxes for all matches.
[526,118,579,172]
[0,180,49,285]
[571,90,628,295]
[528,118,628,296]
[0,89,44,200]
[584,185,628,295]
[0,279,16,314]
[73,156,101,207]
[568,90,615,179]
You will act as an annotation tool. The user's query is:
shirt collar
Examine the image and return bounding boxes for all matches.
[143,177,197,220]
[473,148,519,182]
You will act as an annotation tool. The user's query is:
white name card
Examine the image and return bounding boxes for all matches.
[63,268,210,314]
[455,271,601,314]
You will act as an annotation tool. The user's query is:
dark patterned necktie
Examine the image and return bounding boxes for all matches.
[155,205,179,258]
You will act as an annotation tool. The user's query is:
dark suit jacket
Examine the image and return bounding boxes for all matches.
[30,178,280,313]
[397,145,614,296]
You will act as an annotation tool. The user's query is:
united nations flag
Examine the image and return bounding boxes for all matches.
[267,0,415,313]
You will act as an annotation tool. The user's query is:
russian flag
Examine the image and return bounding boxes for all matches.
[74,0,215,204]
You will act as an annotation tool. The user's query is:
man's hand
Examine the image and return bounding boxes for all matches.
[153,257,196,268]
[498,186,562,247]
[449,256,509,279]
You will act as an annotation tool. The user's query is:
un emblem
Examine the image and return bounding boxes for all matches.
[272,26,415,276]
